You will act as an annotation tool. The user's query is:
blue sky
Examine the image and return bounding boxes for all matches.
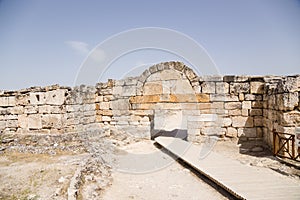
[0,0,299,90]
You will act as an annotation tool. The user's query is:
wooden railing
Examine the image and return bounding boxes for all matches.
[273,130,300,161]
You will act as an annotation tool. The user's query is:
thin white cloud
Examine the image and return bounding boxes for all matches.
[65,40,89,55]
[90,48,106,62]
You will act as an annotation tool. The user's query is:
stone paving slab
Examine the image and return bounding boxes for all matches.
[155,136,300,200]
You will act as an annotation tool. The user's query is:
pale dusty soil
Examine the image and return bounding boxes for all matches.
[101,140,228,200]
[0,138,299,200]
[0,152,88,200]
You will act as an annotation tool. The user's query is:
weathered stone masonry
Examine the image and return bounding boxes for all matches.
[0,62,299,150]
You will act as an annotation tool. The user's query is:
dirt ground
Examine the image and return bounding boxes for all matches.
[0,152,88,200]
[0,137,299,200]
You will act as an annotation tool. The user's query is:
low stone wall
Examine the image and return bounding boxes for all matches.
[0,62,299,150]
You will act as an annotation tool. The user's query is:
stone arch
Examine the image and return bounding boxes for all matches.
[129,62,206,140]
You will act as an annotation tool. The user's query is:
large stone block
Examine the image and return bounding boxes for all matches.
[143,82,163,95]
[147,69,182,82]
[201,82,216,94]
[188,114,218,122]
[111,99,129,110]
[129,95,160,103]
[281,111,300,126]
[224,102,242,110]
[121,86,137,96]
[250,82,264,94]
[277,92,299,111]
[45,89,66,105]
[250,109,262,116]
[230,82,250,94]
[228,109,242,116]
[216,82,229,94]
[28,114,42,129]
[169,79,195,95]
[210,94,239,102]
[41,114,63,129]
[238,128,257,138]
[226,127,237,137]
[100,102,111,110]
[0,96,16,107]
[232,116,253,128]
[0,120,6,130]
[242,101,252,109]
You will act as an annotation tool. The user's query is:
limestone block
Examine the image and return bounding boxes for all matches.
[210,94,239,102]
[124,77,138,86]
[242,101,252,109]
[238,128,257,138]
[170,80,195,95]
[66,105,81,112]
[147,69,182,82]
[188,114,218,122]
[224,102,242,110]
[254,116,263,126]
[222,117,232,127]
[252,101,263,108]
[143,82,163,95]
[111,99,129,110]
[211,102,224,109]
[29,92,46,105]
[17,114,28,129]
[201,127,225,136]
[196,94,210,103]
[184,67,197,80]
[173,62,185,72]
[24,106,38,114]
[112,86,123,96]
[100,102,111,110]
[281,111,300,126]
[120,86,136,97]
[250,109,262,116]
[41,114,62,128]
[0,96,16,107]
[7,120,18,128]
[216,82,229,94]
[0,120,6,130]
[239,93,244,101]
[187,121,204,129]
[130,95,160,104]
[9,106,24,115]
[228,109,241,116]
[201,82,216,94]
[226,127,237,137]
[244,94,256,101]
[154,110,186,130]
[230,82,250,94]
[155,103,183,110]
[131,103,155,110]
[45,89,66,105]
[102,116,111,122]
[198,103,211,110]
[16,94,30,106]
[169,94,199,103]
[250,82,264,94]
[28,114,42,129]
[242,109,249,116]
[232,116,253,128]
[277,92,298,111]
[200,75,223,82]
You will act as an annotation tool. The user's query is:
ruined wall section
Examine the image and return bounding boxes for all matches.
[0,85,99,136]
[263,76,300,147]
[0,61,299,150]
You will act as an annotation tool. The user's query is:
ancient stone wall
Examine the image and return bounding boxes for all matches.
[0,62,299,150]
